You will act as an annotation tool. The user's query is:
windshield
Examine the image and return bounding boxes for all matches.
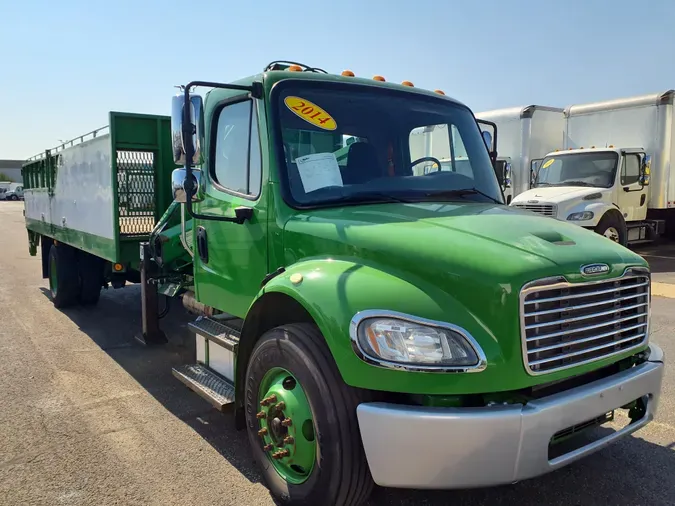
[275,83,503,207]
[535,152,618,188]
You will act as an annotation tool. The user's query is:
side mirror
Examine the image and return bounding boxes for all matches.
[530,159,542,187]
[639,154,651,186]
[172,167,203,203]
[503,162,512,188]
[171,94,205,165]
[482,130,493,151]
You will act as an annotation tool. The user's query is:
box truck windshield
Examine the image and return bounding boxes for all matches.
[535,151,618,189]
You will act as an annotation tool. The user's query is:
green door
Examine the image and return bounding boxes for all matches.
[194,97,267,317]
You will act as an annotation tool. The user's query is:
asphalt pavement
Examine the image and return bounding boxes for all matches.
[1,200,674,506]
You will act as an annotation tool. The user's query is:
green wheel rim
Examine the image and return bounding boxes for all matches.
[49,254,57,296]
[256,368,316,484]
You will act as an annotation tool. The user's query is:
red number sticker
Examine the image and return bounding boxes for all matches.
[284,96,337,131]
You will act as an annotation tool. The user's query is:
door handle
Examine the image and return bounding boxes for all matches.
[197,226,208,263]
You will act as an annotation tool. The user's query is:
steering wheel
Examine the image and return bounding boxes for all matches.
[410,156,443,174]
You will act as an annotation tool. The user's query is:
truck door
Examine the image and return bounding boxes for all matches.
[193,98,266,317]
[617,152,648,222]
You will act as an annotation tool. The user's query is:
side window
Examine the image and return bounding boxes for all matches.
[213,100,261,197]
[621,154,640,185]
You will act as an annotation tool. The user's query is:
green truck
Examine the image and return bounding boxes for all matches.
[23,61,664,506]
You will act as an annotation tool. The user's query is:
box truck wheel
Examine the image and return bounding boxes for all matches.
[78,253,104,305]
[245,323,374,506]
[595,212,627,246]
[48,244,79,308]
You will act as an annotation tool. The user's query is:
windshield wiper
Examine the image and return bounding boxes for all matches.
[557,181,594,187]
[330,191,414,204]
[423,188,502,204]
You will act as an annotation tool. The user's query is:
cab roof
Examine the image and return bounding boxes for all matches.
[205,62,468,109]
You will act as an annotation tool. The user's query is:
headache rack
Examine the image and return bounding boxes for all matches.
[520,268,650,375]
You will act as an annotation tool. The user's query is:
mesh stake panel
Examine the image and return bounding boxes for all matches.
[117,150,156,236]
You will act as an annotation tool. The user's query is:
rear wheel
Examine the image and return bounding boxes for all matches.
[245,323,373,506]
[78,253,104,305]
[595,212,627,246]
[48,244,79,308]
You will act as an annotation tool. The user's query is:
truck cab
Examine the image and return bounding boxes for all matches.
[513,146,652,245]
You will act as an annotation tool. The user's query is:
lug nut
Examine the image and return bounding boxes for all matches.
[281,418,292,427]
[263,444,273,452]
[258,428,268,437]
[275,402,286,411]
[272,449,290,459]
[256,411,266,419]
[283,436,295,445]
[261,394,277,406]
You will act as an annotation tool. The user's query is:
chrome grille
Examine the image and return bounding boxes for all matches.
[513,203,557,216]
[520,270,650,375]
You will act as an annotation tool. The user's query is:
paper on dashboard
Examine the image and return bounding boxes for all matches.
[295,153,343,193]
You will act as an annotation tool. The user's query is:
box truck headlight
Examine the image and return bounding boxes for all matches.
[351,314,485,370]
[567,211,594,221]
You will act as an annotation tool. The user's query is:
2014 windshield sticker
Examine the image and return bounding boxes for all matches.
[541,158,555,169]
[284,96,337,131]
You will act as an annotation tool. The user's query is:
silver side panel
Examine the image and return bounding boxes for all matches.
[476,108,565,197]
[24,134,115,239]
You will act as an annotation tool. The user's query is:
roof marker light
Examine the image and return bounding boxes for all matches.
[434,89,445,95]
[401,80,414,87]
[373,75,385,81]
[288,65,302,72]
[341,70,355,77]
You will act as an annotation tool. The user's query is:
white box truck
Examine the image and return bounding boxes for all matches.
[476,105,565,203]
[511,90,675,246]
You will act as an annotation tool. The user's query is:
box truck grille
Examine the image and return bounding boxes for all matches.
[513,203,557,216]
[520,270,650,375]
[116,150,156,236]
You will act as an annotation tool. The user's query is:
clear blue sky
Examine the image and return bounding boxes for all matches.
[3,0,675,159]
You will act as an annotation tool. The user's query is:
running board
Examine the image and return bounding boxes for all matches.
[188,315,241,352]
[172,364,235,411]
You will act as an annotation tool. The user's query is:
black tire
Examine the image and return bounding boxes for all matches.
[9,195,18,201]
[78,253,104,305]
[245,323,373,506]
[595,212,627,246]
[48,244,80,308]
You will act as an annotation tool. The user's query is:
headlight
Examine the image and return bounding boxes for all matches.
[567,211,594,221]
[350,313,485,370]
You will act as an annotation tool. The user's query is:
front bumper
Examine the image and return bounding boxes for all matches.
[356,343,664,489]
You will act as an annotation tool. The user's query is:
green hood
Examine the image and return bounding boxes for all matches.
[282,202,647,391]
[283,202,645,291]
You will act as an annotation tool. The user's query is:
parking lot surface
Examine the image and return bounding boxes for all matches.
[1,200,674,506]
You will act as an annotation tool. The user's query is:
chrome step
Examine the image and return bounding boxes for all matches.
[188,315,241,352]
[172,364,235,411]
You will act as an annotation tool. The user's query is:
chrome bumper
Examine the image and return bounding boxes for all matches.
[356,343,664,489]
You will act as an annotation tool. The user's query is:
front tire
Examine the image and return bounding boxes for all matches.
[595,212,627,246]
[48,244,79,308]
[245,323,373,506]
